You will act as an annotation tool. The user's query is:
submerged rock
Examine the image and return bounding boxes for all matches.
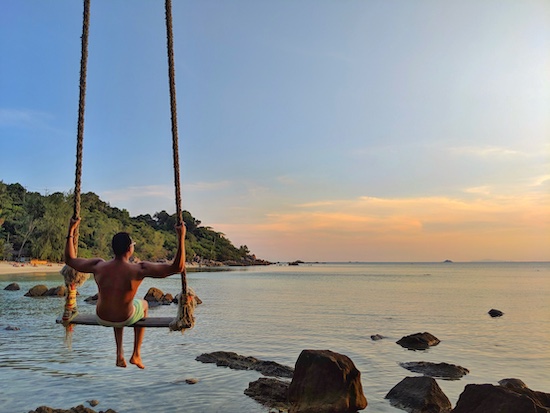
[245,377,290,411]
[28,406,117,413]
[371,334,385,340]
[288,349,367,413]
[4,282,20,290]
[385,376,451,413]
[397,332,440,350]
[400,361,469,380]
[196,351,294,378]
[452,383,550,413]
[85,293,98,304]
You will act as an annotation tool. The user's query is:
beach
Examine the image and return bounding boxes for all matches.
[0,261,64,275]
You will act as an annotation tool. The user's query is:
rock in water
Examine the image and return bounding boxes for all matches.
[488,308,504,317]
[288,349,367,413]
[385,376,451,413]
[399,361,469,380]
[452,383,550,413]
[397,332,440,350]
[245,377,290,411]
[4,282,20,290]
[24,284,49,297]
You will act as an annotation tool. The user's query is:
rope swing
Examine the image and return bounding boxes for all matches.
[165,0,196,331]
[60,0,195,332]
[60,0,91,329]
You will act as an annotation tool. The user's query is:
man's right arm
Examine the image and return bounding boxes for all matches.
[138,224,186,279]
[64,218,104,273]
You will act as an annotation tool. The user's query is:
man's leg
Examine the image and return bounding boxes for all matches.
[113,327,126,367]
[130,300,148,369]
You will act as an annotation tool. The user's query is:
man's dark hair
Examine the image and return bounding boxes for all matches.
[112,232,133,256]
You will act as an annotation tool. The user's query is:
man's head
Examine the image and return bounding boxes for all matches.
[112,232,135,257]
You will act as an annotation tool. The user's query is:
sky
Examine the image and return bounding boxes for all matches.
[1,0,549,262]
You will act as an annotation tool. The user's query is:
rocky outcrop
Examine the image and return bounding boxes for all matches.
[288,349,367,413]
[196,351,294,378]
[385,376,452,413]
[24,284,67,297]
[488,309,504,317]
[44,286,67,297]
[397,332,440,350]
[371,334,385,340]
[400,361,469,380]
[144,287,173,306]
[24,285,49,297]
[244,377,290,411]
[452,383,550,413]
[4,282,20,290]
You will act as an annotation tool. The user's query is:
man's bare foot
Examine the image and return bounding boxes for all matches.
[130,356,145,369]
[116,358,127,368]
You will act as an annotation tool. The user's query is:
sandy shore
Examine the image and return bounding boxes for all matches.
[0,261,64,275]
[0,261,206,276]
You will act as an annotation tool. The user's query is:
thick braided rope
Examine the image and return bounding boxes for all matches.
[166,0,195,332]
[61,0,91,328]
[165,0,187,294]
[73,0,90,238]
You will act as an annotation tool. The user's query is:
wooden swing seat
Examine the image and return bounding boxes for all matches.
[56,314,173,327]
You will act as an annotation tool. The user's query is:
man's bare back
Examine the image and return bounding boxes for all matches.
[93,259,146,322]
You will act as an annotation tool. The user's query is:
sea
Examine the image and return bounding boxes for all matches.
[1,262,549,413]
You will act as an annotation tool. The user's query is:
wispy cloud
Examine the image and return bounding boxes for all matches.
[530,174,550,187]
[215,192,550,261]
[101,185,173,204]
[0,108,53,129]
[449,145,524,158]
[183,181,232,192]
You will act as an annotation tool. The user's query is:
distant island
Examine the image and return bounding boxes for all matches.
[443,259,453,263]
[0,181,270,267]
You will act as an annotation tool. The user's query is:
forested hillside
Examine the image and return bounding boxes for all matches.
[0,181,269,266]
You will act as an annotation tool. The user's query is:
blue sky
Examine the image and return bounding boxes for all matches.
[1,0,549,262]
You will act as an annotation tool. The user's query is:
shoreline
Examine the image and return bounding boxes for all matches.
[0,261,64,275]
[0,260,212,276]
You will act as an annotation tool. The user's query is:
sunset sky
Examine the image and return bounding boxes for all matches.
[1,0,549,262]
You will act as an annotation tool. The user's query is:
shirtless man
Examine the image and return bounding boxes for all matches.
[64,218,185,369]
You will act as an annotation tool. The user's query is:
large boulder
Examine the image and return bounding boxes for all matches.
[244,377,290,411]
[400,361,469,380]
[4,282,20,291]
[24,284,49,297]
[196,351,294,378]
[288,349,367,413]
[385,376,451,413]
[144,287,172,306]
[397,332,440,350]
[452,383,550,413]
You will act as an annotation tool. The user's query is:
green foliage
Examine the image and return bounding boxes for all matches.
[0,180,262,264]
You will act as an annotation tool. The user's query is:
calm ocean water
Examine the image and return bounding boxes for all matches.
[1,262,549,413]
